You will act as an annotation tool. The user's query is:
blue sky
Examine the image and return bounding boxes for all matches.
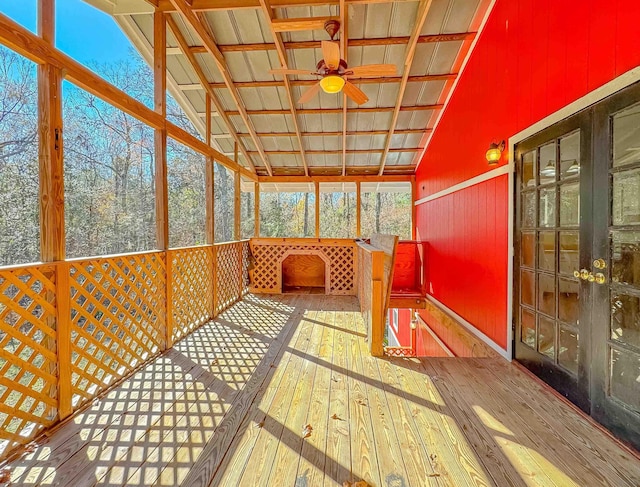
[0,0,133,65]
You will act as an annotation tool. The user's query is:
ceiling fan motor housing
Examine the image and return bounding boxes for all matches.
[323,19,341,40]
[316,59,348,76]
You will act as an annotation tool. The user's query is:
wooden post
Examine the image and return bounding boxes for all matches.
[411,175,417,240]
[234,143,241,241]
[356,181,361,238]
[39,0,71,419]
[370,251,385,357]
[153,11,171,348]
[315,181,320,238]
[254,182,260,237]
[205,95,215,245]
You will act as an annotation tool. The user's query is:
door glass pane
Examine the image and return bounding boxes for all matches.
[522,192,535,228]
[611,231,640,287]
[539,187,556,227]
[559,327,579,375]
[611,292,640,348]
[538,232,555,271]
[538,273,556,317]
[521,232,535,268]
[560,132,581,178]
[609,347,640,412]
[538,316,556,358]
[521,270,535,307]
[539,142,557,184]
[613,103,640,168]
[560,183,580,226]
[559,232,579,275]
[521,308,536,348]
[558,278,579,325]
[613,168,640,225]
[522,150,536,188]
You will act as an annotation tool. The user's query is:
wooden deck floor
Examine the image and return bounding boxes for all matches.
[6,294,640,486]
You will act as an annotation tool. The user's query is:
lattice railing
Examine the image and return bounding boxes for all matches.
[169,247,214,343]
[0,265,58,459]
[214,241,245,316]
[249,239,356,295]
[68,253,166,409]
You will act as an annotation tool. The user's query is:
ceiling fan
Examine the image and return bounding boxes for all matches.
[269,20,396,105]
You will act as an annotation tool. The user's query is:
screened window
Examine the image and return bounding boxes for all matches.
[0,47,39,265]
[214,163,235,242]
[240,179,255,239]
[320,182,356,238]
[361,182,412,239]
[167,138,206,248]
[260,183,315,238]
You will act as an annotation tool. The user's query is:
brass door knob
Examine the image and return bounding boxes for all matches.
[587,273,596,282]
[573,270,581,278]
[593,258,606,269]
[595,272,606,284]
[579,269,590,280]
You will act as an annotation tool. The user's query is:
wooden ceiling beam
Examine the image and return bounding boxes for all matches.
[220,104,442,116]
[379,0,433,175]
[240,128,428,137]
[169,0,274,175]
[271,17,332,32]
[181,33,475,53]
[202,74,456,89]
[157,0,419,12]
[247,148,421,155]
[340,0,348,176]
[258,0,310,176]
[166,15,257,174]
[258,174,413,183]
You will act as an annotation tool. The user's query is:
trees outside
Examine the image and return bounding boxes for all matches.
[0,47,39,265]
[214,163,235,242]
[320,183,356,238]
[240,182,255,239]
[361,183,411,239]
[259,185,315,238]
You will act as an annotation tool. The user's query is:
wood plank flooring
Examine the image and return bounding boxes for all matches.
[6,294,640,486]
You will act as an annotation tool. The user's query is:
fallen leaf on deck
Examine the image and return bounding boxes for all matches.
[343,481,370,487]
[331,413,343,421]
[0,467,11,483]
[24,443,37,453]
[254,421,264,429]
[302,424,313,438]
[427,473,441,477]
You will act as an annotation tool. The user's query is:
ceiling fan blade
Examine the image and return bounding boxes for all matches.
[347,64,397,78]
[270,68,317,76]
[343,81,369,105]
[298,82,321,104]
[321,40,341,70]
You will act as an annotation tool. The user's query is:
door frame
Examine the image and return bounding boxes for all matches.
[507,66,640,361]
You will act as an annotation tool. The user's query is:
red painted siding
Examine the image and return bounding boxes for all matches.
[388,308,413,348]
[415,0,640,350]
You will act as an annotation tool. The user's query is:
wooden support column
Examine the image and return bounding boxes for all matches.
[315,181,320,238]
[39,0,72,420]
[254,182,260,237]
[356,181,361,238]
[205,94,215,245]
[234,143,241,241]
[411,175,417,240]
[153,11,172,348]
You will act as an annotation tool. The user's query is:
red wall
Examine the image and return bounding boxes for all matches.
[415,0,640,350]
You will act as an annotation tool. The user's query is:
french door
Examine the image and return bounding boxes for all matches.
[515,81,640,450]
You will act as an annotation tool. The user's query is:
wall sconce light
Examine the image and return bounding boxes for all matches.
[486,140,505,165]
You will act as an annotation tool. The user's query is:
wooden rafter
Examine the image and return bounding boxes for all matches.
[166,15,257,174]
[182,33,475,53]
[239,128,429,137]
[219,105,442,116]
[168,0,274,175]
[258,174,412,183]
[258,0,309,176]
[156,0,423,12]
[247,148,420,155]
[378,0,433,175]
[340,0,348,176]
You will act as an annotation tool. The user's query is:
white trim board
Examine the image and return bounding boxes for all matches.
[506,66,640,361]
[414,164,508,206]
[426,295,510,360]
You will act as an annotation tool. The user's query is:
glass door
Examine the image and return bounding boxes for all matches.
[515,112,592,412]
[590,84,640,449]
[516,81,640,450]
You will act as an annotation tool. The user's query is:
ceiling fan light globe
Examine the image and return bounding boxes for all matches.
[320,75,345,94]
